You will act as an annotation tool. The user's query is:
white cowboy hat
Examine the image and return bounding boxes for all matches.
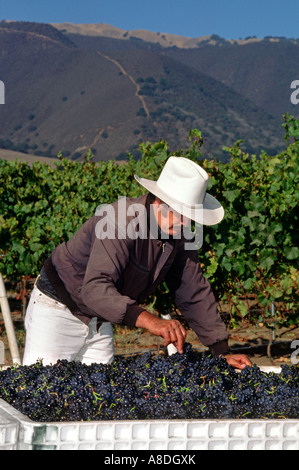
[134,156,224,226]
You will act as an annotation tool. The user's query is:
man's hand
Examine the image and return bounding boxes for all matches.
[136,311,186,353]
[223,353,252,370]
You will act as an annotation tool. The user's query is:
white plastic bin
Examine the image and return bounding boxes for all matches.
[0,398,298,450]
[0,365,298,450]
[0,404,19,450]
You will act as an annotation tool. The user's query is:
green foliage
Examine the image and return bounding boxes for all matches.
[0,115,298,328]
[198,117,298,327]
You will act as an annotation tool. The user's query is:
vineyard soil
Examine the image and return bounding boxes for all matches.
[112,323,299,367]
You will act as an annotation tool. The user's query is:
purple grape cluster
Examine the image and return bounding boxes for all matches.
[0,344,298,422]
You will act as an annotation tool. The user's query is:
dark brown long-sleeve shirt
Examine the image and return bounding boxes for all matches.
[45,194,229,355]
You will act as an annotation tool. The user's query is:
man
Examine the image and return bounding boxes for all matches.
[23,156,251,369]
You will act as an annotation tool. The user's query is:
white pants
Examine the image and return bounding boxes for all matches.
[23,286,114,366]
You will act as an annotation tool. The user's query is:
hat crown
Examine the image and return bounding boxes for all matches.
[156,157,209,207]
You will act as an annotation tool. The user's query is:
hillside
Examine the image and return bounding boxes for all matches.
[0,22,145,161]
[0,21,294,162]
[0,148,58,166]
[163,41,299,119]
[62,26,299,120]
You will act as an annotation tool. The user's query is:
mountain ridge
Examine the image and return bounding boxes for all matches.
[52,22,298,48]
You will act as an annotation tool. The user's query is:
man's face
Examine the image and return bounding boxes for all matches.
[152,198,191,236]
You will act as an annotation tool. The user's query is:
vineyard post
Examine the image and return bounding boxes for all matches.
[267,302,277,360]
[0,270,21,365]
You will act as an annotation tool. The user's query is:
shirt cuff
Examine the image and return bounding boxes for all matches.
[123,304,144,327]
[209,339,230,356]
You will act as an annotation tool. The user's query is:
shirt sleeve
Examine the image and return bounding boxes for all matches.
[165,245,229,354]
[80,234,144,326]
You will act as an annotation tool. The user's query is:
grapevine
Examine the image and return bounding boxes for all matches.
[0,116,298,327]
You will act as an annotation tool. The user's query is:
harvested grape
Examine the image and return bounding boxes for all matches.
[0,344,298,422]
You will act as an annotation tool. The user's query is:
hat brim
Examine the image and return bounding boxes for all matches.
[134,175,224,226]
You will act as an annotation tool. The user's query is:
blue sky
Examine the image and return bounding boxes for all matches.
[0,0,298,40]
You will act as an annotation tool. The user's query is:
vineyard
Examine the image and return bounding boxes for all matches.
[0,113,298,332]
